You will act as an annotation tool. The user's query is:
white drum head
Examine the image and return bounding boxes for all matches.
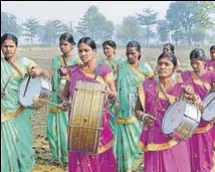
[202,92,215,121]
[162,101,186,134]
[18,77,41,107]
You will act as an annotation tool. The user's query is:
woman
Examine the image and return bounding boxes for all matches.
[112,41,154,172]
[98,40,124,132]
[163,43,182,73]
[135,52,200,172]
[1,33,49,171]
[181,48,215,172]
[206,45,215,71]
[98,40,124,80]
[61,37,117,172]
[46,32,82,169]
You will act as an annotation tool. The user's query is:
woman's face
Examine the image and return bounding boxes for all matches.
[126,47,140,64]
[190,58,205,74]
[59,40,73,55]
[210,49,215,60]
[78,43,95,63]
[157,57,175,78]
[163,45,172,53]
[1,39,17,59]
[103,44,115,58]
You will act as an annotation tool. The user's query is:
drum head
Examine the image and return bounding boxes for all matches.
[18,77,41,108]
[162,100,186,134]
[202,92,215,121]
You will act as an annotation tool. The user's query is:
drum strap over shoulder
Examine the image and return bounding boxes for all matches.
[94,64,103,81]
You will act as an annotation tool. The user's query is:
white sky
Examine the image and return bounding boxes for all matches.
[1,1,174,27]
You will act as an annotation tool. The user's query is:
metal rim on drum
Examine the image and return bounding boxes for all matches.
[202,92,215,121]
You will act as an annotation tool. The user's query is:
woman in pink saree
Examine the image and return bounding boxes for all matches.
[181,48,215,172]
[135,52,202,172]
[206,45,215,71]
[61,37,117,172]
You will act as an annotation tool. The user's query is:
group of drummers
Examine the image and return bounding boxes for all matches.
[1,32,215,172]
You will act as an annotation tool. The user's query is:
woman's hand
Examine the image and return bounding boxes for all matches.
[182,84,195,101]
[136,110,156,126]
[59,66,68,76]
[59,100,70,111]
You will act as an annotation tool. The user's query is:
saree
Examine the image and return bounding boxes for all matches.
[1,57,36,172]
[138,79,191,172]
[46,55,82,164]
[206,59,215,71]
[67,64,117,172]
[112,60,154,172]
[181,70,215,172]
[98,56,124,132]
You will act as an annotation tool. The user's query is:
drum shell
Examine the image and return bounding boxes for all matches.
[202,92,215,122]
[68,80,107,154]
[162,101,201,141]
[18,76,53,109]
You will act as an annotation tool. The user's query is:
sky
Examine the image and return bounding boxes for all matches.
[1,1,173,27]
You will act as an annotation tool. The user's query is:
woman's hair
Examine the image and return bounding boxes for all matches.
[1,33,18,46]
[210,45,215,52]
[163,43,175,54]
[158,52,178,67]
[59,32,76,45]
[126,41,141,60]
[78,37,96,50]
[102,40,117,49]
[190,48,206,61]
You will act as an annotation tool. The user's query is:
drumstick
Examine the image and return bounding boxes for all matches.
[204,96,215,109]
[1,74,13,94]
[23,75,31,97]
[33,94,61,108]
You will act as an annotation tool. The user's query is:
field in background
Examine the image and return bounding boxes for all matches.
[13,46,213,171]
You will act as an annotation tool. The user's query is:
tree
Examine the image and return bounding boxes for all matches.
[166,1,206,45]
[76,5,115,43]
[156,20,169,43]
[1,12,22,37]
[136,8,158,46]
[189,1,215,27]
[42,20,69,44]
[115,16,141,43]
[22,18,40,43]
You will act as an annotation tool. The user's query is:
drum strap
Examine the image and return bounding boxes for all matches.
[1,106,25,123]
[158,82,171,104]
[94,64,103,81]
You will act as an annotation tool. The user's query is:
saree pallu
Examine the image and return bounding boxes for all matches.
[181,70,215,172]
[138,79,191,172]
[67,64,117,172]
[46,55,81,164]
[1,57,36,172]
[112,60,154,172]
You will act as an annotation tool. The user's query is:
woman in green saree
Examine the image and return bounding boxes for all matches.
[113,41,154,172]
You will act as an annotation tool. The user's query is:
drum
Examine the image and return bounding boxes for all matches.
[202,91,215,121]
[18,76,53,109]
[68,80,107,154]
[162,100,201,141]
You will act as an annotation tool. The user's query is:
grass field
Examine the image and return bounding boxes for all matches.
[11,46,214,171]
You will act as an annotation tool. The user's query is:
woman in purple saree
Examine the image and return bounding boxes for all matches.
[181,48,215,172]
[206,45,215,71]
[61,37,117,172]
[135,52,202,172]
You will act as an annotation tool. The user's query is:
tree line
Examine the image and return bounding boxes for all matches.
[1,1,215,46]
